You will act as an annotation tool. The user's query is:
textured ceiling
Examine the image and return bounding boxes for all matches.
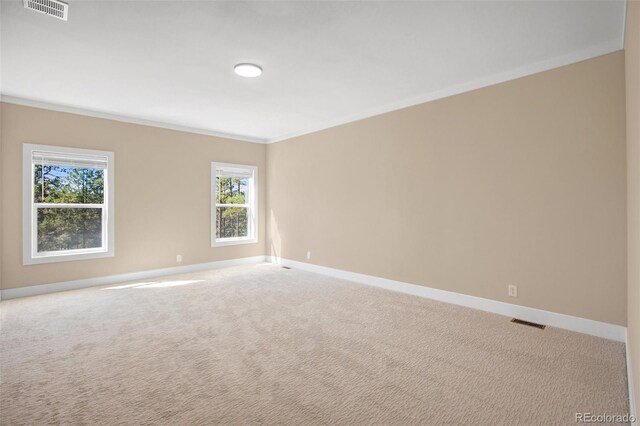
[0,0,627,143]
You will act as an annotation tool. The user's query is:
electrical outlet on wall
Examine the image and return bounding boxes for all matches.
[508,285,518,297]
[306,251,312,261]
[176,254,183,263]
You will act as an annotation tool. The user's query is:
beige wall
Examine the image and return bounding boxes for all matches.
[0,46,629,330]
[0,0,3,294]
[626,0,640,414]
[0,102,3,293]
[0,103,266,289]
[267,52,627,326]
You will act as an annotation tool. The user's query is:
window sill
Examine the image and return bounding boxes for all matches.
[212,237,258,248]
[24,249,114,265]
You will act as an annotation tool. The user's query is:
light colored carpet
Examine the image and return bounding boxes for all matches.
[0,264,629,425]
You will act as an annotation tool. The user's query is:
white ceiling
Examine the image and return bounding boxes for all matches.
[0,0,627,143]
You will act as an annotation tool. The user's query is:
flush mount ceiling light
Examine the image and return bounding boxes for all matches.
[234,63,263,78]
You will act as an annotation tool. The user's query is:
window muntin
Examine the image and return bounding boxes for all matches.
[23,144,114,264]
[212,163,257,246]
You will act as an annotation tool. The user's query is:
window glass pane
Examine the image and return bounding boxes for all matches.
[216,176,248,204]
[37,208,103,252]
[34,165,104,204]
[216,207,248,238]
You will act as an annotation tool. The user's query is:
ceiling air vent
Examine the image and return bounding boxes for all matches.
[23,0,68,21]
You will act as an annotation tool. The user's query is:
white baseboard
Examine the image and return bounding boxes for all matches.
[0,256,267,300]
[2,254,628,344]
[3,254,632,412]
[268,256,627,343]
[628,330,638,424]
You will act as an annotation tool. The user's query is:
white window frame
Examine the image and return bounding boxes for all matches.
[211,162,258,247]
[23,143,115,265]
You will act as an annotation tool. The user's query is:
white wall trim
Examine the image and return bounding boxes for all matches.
[0,95,269,145]
[628,329,638,424]
[0,256,267,300]
[2,254,628,344]
[268,257,627,342]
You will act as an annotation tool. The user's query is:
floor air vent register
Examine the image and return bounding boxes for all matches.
[511,318,546,329]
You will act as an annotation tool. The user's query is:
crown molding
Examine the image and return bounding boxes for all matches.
[267,40,623,143]
[1,39,623,145]
[0,95,269,144]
